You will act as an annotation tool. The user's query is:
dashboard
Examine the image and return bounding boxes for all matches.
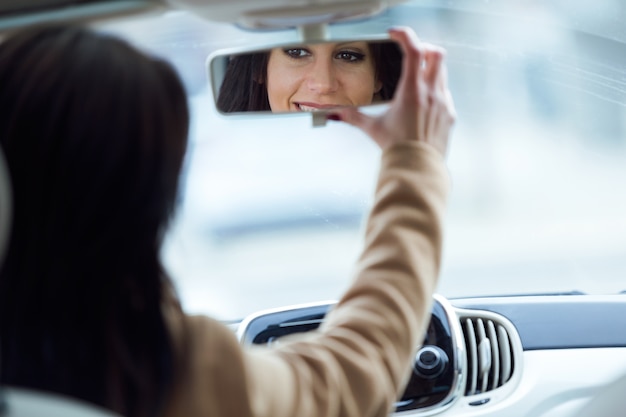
[237,294,626,417]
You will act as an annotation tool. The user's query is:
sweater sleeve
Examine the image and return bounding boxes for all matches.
[241,141,450,417]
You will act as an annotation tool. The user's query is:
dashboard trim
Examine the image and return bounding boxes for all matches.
[450,295,626,351]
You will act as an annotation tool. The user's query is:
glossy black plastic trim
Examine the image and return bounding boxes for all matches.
[237,295,464,414]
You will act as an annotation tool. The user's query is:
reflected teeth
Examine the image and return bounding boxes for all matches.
[298,104,322,112]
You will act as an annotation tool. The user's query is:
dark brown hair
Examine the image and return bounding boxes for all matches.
[216,40,402,113]
[216,52,271,112]
[0,24,189,417]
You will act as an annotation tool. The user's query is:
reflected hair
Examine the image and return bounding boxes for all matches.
[369,40,402,102]
[0,24,189,417]
[216,52,271,112]
[216,41,402,113]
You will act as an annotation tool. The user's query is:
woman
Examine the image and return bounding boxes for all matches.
[0,23,455,417]
[0,24,187,417]
[0,146,9,269]
[216,39,402,113]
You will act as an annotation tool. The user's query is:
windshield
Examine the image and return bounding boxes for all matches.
[97,0,626,321]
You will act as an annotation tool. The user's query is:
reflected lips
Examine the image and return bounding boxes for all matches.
[295,102,343,112]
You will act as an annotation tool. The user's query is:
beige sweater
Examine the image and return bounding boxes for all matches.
[162,142,449,417]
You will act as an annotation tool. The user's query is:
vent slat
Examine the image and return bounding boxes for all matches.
[487,320,500,390]
[462,316,515,396]
[498,325,512,383]
[476,319,490,393]
[464,318,478,395]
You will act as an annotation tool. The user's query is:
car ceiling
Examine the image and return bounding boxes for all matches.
[0,0,164,33]
[0,0,159,15]
[0,0,410,34]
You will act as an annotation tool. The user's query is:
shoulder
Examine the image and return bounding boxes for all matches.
[163,310,255,417]
[173,312,244,368]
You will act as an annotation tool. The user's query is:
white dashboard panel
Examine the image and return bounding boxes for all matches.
[411,348,626,417]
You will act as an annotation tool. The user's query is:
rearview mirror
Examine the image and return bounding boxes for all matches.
[208,38,402,115]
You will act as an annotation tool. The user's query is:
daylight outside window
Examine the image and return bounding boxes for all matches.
[97,0,626,321]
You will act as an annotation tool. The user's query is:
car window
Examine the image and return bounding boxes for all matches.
[96,0,626,321]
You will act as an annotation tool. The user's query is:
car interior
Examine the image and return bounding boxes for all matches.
[1,1,626,416]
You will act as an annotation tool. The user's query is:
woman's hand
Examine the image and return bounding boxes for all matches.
[328,27,456,157]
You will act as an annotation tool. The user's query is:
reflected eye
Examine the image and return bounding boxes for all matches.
[335,51,366,62]
[283,48,311,59]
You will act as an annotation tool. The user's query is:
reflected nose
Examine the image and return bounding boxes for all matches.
[306,58,338,94]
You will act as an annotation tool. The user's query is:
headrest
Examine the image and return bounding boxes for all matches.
[0,145,11,267]
[2,387,120,417]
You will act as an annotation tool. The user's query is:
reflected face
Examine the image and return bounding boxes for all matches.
[266,41,382,112]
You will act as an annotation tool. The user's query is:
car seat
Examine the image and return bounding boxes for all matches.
[0,148,118,417]
[1,388,118,417]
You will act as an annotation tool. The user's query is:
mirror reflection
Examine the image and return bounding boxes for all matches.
[212,39,402,113]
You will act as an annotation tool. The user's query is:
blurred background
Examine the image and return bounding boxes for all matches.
[98,0,626,321]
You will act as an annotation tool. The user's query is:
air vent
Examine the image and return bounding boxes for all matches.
[461,316,515,396]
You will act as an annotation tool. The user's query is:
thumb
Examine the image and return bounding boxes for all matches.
[331,107,393,149]
[332,107,376,133]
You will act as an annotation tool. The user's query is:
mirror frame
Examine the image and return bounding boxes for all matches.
[206,33,402,122]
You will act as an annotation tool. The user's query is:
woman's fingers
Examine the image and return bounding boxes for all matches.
[330,107,376,137]
[328,26,455,156]
[423,45,445,89]
[439,64,457,120]
[421,47,443,141]
[389,27,422,104]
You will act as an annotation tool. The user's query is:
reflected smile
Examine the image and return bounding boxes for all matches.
[294,102,344,112]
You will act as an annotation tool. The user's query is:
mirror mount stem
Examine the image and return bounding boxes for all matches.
[297,23,328,43]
